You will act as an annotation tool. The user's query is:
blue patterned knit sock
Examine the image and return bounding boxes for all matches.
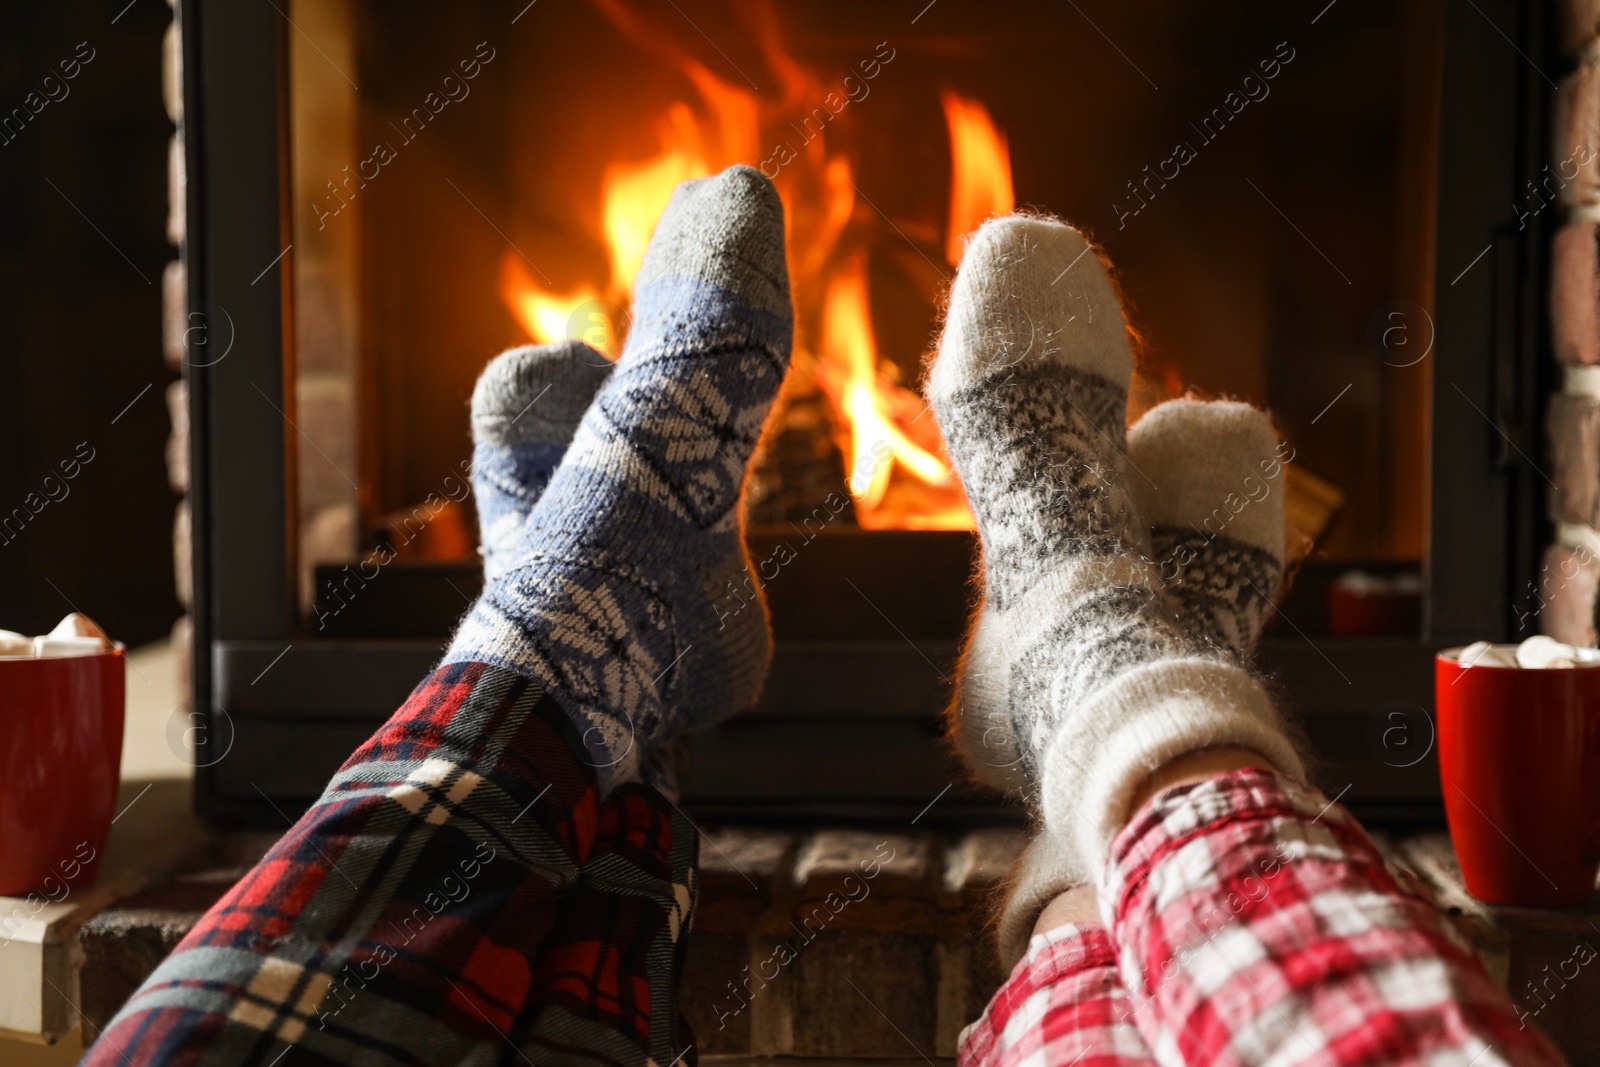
[470,340,613,582]
[445,165,793,790]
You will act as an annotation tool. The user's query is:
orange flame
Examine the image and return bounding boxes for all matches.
[499,98,727,358]
[498,256,609,354]
[495,7,1014,530]
[820,257,952,515]
[942,92,1015,265]
[600,97,732,291]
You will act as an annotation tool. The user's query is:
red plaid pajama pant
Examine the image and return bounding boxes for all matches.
[84,661,699,1067]
[961,769,1569,1067]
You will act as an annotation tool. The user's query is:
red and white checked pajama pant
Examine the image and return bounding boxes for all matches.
[961,769,1568,1067]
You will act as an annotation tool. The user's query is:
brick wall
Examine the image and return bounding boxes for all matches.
[1545,4,1600,646]
[160,1,193,712]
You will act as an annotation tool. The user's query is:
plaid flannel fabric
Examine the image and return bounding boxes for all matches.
[964,768,1570,1067]
[1103,768,1567,1067]
[83,661,698,1067]
[959,923,1156,1067]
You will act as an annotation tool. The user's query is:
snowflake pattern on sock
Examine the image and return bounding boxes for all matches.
[446,166,793,791]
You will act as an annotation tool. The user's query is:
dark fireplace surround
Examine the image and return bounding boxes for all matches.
[179,0,1553,827]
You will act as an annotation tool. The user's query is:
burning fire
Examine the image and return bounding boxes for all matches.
[498,6,1016,530]
[822,257,951,513]
[942,92,1015,265]
[499,99,728,357]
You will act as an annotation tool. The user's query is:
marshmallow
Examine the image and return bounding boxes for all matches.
[33,635,108,658]
[1458,641,1519,668]
[47,613,111,647]
[0,614,114,659]
[1517,634,1585,668]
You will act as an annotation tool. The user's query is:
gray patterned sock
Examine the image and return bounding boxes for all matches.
[992,398,1292,969]
[929,214,1303,882]
[470,340,613,582]
[446,165,792,791]
[936,215,1149,802]
[1129,398,1289,654]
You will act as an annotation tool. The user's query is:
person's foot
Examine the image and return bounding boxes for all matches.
[470,339,613,582]
[1127,398,1289,654]
[996,403,1294,966]
[956,396,1294,802]
[934,215,1148,801]
[929,213,1302,884]
[446,164,793,790]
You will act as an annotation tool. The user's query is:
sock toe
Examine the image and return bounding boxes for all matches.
[590,164,794,527]
[632,163,792,337]
[1128,399,1286,561]
[471,340,613,447]
[1128,399,1289,650]
[928,216,1131,406]
[470,340,613,580]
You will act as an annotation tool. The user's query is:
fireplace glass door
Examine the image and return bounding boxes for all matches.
[286,0,1436,618]
[183,0,1511,823]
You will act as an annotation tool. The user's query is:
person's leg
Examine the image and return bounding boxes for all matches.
[929,215,1303,880]
[1059,406,1566,1065]
[987,397,1295,966]
[1098,757,1567,1067]
[445,164,790,790]
[959,395,1292,1067]
[85,165,791,1067]
[933,214,1567,1067]
[960,916,1157,1067]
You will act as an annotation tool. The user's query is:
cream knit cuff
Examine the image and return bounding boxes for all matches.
[994,832,1085,973]
[1040,656,1305,873]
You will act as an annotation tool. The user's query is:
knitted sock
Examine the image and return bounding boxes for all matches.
[470,340,613,582]
[445,164,792,791]
[992,398,1292,969]
[936,213,1152,803]
[929,213,1303,884]
[1128,398,1288,653]
[959,399,1292,798]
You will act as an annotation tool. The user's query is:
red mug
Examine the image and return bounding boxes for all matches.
[1436,647,1600,906]
[0,647,125,896]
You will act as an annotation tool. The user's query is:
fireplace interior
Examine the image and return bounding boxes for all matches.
[191,0,1525,825]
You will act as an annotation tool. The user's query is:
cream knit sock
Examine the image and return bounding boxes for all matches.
[936,216,1151,801]
[930,214,1304,933]
[1129,398,1290,653]
[994,832,1081,969]
[991,397,1294,969]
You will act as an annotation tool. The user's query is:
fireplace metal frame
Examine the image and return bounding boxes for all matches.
[181,0,1555,826]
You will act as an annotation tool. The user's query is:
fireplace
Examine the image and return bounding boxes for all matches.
[179,0,1551,825]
